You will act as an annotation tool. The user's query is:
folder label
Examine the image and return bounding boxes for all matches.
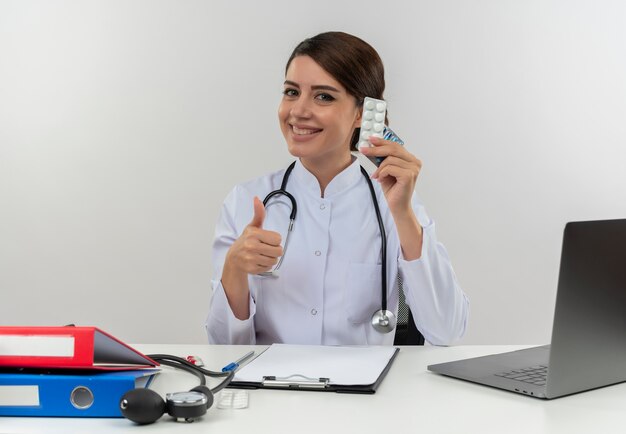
[0,385,40,406]
[0,335,75,357]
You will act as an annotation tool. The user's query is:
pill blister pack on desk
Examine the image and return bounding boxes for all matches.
[217,389,249,409]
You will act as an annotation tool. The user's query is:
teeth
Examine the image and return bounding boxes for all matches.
[292,126,320,135]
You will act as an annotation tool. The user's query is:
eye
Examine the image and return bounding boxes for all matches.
[283,88,299,97]
[315,93,335,102]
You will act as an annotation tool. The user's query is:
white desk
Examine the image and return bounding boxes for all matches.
[3,344,626,434]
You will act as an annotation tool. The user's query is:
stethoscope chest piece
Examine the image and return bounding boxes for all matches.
[371,309,396,334]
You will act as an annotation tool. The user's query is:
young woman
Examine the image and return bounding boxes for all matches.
[205,32,469,345]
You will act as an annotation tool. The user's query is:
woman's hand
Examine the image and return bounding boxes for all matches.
[359,136,422,216]
[225,197,283,275]
[221,197,283,319]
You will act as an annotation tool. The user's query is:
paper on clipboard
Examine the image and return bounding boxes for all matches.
[233,344,398,386]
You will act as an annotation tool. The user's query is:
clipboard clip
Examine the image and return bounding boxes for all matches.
[262,374,330,389]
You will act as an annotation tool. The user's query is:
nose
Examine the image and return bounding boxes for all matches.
[290,95,313,119]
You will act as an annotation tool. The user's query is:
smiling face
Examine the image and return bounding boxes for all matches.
[278,55,361,165]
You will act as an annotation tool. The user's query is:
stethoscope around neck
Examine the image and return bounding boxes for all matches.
[260,161,396,334]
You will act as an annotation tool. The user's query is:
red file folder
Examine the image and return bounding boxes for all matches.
[0,326,157,370]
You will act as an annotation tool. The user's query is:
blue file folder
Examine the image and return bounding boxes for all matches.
[0,369,159,417]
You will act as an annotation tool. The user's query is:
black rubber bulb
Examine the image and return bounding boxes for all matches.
[119,388,166,424]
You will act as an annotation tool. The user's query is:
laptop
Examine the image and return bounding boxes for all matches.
[428,218,626,399]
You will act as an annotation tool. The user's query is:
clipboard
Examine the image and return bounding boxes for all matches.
[228,344,400,394]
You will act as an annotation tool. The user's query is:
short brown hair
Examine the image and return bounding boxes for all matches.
[285,32,387,151]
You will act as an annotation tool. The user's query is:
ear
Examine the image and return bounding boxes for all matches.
[352,104,362,128]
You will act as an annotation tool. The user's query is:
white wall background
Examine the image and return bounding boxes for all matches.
[1,0,625,345]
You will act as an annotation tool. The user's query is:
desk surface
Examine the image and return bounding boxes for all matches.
[3,344,626,434]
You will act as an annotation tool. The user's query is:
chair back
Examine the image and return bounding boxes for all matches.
[393,277,425,345]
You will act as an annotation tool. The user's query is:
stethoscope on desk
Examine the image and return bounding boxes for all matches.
[261,161,396,334]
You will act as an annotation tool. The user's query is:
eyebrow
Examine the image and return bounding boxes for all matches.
[284,80,341,93]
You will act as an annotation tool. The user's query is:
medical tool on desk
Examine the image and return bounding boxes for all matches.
[119,354,234,425]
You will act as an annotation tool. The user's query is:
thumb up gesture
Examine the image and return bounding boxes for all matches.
[248,196,266,229]
[225,197,283,275]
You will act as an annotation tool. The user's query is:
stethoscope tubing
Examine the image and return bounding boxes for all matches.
[262,161,388,315]
[262,161,297,219]
[360,166,387,313]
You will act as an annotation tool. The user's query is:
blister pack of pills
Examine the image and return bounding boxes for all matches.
[217,389,249,409]
[358,97,404,166]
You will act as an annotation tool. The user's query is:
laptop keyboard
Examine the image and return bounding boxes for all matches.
[495,365,548,386]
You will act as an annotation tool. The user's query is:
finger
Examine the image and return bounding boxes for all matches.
[252,263,274,274]
[254,242,283,259]
[376,165,415,182]
[252,253,279,268]
[242,235,282,256]
[243,262,273,275]
[239,250,277,271]
[368,135,404,150]
[361,140,409,159]
[372,155,420,179]
[249,196,266,228]
[365,136,419,160]
[256,228,282,247]
[359,143,406,164]
[376,155,415,171]
[242,229,282,252]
